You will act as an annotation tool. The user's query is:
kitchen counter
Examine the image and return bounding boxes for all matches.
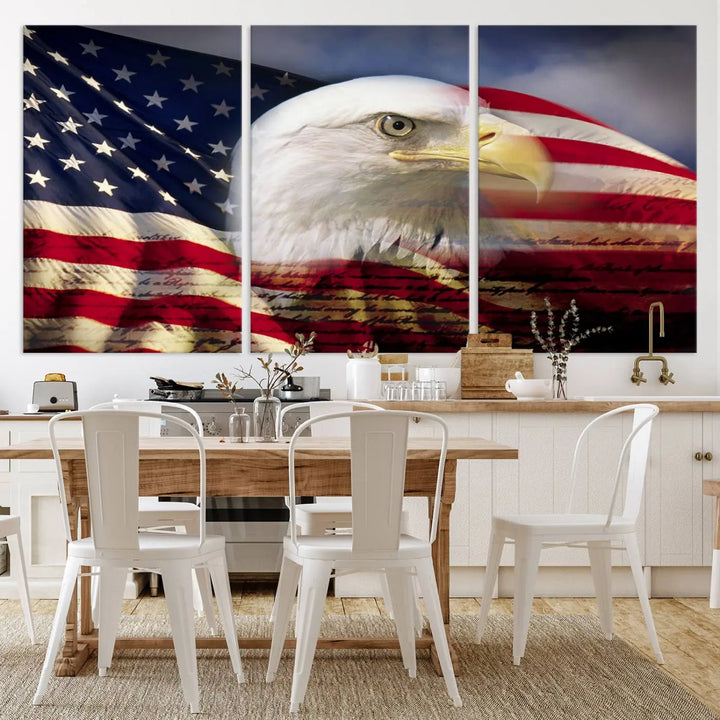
[0,413,78,420]
[373,398,720,413]
[3,399,720,419]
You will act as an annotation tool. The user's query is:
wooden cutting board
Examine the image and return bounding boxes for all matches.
[460,329,534,398]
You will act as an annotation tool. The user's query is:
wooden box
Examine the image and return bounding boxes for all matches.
[378,353,409,382]
[461,347,534,399]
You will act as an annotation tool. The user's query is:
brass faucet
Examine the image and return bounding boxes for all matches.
[630,301,675,385]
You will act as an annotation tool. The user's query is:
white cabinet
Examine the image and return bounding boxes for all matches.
[485,410,716,573]
[0,419,79,598]
[405,412,499,566]
[644,412,718,567]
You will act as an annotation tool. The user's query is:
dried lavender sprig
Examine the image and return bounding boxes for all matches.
[530,297,612,355]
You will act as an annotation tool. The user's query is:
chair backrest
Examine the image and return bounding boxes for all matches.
[49,409,206,549]
[90,399,204,436]
[566,403,659,525]
[288,410,448,552]
[279,400,383,438]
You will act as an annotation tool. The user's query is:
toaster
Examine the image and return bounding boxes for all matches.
[32,381,78,412]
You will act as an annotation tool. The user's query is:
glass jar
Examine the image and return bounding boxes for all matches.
[228,408,250,443]
[253,394,281,442]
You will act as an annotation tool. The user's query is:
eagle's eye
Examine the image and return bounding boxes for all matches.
[376,115,416,138]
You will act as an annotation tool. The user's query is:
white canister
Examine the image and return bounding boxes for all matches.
[346,358,382,400]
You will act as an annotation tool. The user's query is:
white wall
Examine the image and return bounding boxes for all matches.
[4,0,718,412]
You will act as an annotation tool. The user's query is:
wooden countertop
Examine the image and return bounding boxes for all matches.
[1,399,720,420]
[0,413,79,421]
[373,398,720,413]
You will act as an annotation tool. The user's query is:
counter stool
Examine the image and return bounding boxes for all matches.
[703,480,720,608]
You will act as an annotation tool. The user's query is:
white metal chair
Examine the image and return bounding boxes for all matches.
[279,401,386,537]
[267,410,461,713]
[34,409,243,714]
[0,515,36,644]
[90,400,214,627]
[476,403,663,666]
[274,401,421,630]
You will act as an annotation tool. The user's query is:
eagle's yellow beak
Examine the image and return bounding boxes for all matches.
[477,114,553,199]
[389,113,553,200]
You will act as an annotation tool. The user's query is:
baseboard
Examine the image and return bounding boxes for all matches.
[335,566,713,599]
[0,571,147,600]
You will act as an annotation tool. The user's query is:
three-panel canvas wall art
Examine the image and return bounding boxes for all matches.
[22,25,696,353]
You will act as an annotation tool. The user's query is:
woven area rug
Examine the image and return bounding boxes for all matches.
[1,614,717,719]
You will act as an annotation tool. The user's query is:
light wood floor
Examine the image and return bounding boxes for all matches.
[2,585,719,715]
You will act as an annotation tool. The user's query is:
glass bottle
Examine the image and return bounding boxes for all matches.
[253,393,281,442]
[228,407,250,443]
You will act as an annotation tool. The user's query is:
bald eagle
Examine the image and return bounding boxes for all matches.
[240,75,551,266]
[231,75,554,351]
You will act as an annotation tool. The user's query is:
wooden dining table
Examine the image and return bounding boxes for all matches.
[0,434,517,676]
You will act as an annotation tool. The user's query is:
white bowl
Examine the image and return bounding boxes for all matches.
[416,367,461,399]
[505,378,551,400]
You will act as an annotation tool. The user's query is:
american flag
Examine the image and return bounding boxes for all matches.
[23,25,251,352]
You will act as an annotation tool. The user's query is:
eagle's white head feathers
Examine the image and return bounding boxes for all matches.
[232,75,551,264]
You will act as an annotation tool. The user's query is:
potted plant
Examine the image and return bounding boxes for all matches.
[215,332,316,441]
[530,298,612,400]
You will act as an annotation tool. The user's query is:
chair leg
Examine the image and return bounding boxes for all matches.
[476,526,504,643]
[624,534,664,664]
[512,536,542,665]
[6,530,36,644]
[382,569,423,636]
[161,564,201,713]
[587,540,614,639]
[412,573,424,637]
[181,516,215,622]
[194,567,218,635]
[380,572,395,618]
[34,557,82,705]
[206,553,243,682]
[384,567,417,678]
[269,552,299,626]
[711,549,720,609]
[267,555,302,682]
[415,557,462,708]
[91,569,100,627]
[290,559,332,714]
[97,566,129,676]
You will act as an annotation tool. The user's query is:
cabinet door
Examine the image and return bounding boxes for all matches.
[15,476,67,576]
[408,413,477,566]
[645,413,704,566]
[6,420,79,578]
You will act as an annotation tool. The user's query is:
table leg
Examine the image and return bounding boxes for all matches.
[79,505,94,637]
[55,500,89,676]
[429,459,459,674]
